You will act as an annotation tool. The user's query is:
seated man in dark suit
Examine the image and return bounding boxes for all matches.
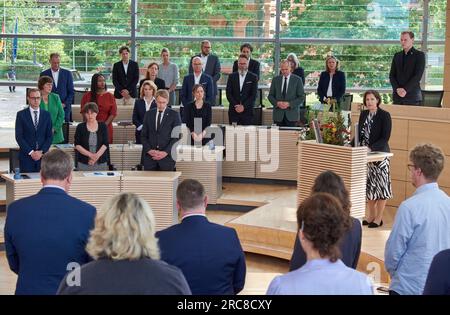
[226,54,258,125]
[268,60,305,127]
[156,179,246,295]
[232,43,260,80]
[112,46,140,106]
[181,57,214,107]
[40,52,74,122]
[141,89,181,171]
[15,88,53,172]
[4,149,96,295]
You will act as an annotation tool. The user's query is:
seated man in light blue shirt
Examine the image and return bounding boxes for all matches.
[385,143,450,295]
[267,193,373,295]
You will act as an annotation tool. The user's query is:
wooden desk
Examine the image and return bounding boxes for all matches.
[1,171,180,231]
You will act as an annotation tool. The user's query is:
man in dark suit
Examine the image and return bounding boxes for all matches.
[268,60,305,127]
[232,43,260,80]
[4,149,96,295]
[40,53,74,122]
[181,57,214,106]
[389,31,425,105]
[141,89,181,171]
[156,179,246,295]
[112,46,140,106]
[226,54,258,125]
[15,88,53,172]
[188,40,221,105]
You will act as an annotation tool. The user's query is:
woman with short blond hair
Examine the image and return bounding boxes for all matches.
[57,193,191,295]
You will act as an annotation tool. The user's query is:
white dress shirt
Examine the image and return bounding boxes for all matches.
[51,69,59,88]
[200,54,208,72]
[28,107,41,154]
[281,74,291,95]
[122,61,129,75]
[155,107,166,130]
[239,71,247,92]
[326,75,333,97]
[194,73,202,85]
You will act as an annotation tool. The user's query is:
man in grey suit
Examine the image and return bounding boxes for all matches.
[268,60,305,127]
[189,40,221,106]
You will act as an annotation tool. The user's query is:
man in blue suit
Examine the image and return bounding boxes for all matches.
[40,53,74,122]
[156,179,246,295]
[4,149,96,295]
[188,40,221,105]
[181,57,214,107]
[15,88,53,172]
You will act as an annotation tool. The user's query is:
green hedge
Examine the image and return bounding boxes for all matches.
[0,60,44,81]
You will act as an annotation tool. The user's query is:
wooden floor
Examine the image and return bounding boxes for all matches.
[0,181,393,294]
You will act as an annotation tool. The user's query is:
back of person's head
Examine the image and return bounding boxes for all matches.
[176,179,207,213]
[312,171,352,231]
[297,193,347,262]
[41,149,73,181]
[409,143,445,182]
[87,193,160,261]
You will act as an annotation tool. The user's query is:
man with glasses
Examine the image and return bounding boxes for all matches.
[188,40,221,106]
[385,143,450,295]
[180,57,214,109]
[15,88,53,172]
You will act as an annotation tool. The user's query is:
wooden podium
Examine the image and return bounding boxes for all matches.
[297,140,393,219]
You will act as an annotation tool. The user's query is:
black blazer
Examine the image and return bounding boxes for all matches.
[138,77,166,94]
[112,60,140,99]
[141,108,181,168]
[183,101,212,133]
[132,98,157,144]
[352,108,392,152]
[232,58,260,80]
[317,70,346,102]
[226,71,258,118]
[279,67,305,86]
[389,47,425,103]
[74,122,109,165]
[290,217,362,271]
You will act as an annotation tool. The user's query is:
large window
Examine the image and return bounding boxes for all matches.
[0,0,446,91]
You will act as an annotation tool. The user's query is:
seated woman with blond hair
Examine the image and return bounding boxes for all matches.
[57,193,191,295]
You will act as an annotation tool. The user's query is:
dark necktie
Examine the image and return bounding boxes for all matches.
[282,76,287,99]
[33,110,38,129]
[156,111,162,131]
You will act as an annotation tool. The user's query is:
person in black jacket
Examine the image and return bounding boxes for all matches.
[317,55,346,107]
[183,84,212,146]
[112,46,140,106]
[226,54,258,125]
[290,171,362,271]
[389,31,425,105]
[138,62,166,93]
[133,80,158,144]
[287,53,305,87]
[74,103,109,171]
[352,90,392,228]
[141,89,181,171]
[423,249,450,295]
[232,43,260,80]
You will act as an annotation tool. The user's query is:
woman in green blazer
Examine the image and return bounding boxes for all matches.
[38,76,65,144]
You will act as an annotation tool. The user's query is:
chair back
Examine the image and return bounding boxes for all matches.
[421,90,443,107]
[341,93,353,111]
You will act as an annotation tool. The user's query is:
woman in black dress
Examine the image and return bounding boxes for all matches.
[353,90,392,228]
[183,84,212,146]
[138,62,166,93]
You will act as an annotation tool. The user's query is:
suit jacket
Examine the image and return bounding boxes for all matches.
[189,54,221,96]
[317,70,346,102]
[74,122,109,165]
[112,59,140,99]
[268,74,305,122]
[140,107,181,169]
[389,47,425,103]
[180,73,214,106]
[353,108,392,152]
[15,108,53,172]
[40,68,74,109]
[4,187,96,295]
[232,58,260,80]
[156,216,246,295]
[290,217,362,271]
[226,71,258,119]
[39,92,65,144]
[133,98,157,144]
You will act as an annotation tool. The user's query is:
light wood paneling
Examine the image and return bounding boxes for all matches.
[262,108,273,126]
[387,180,406,208]
[390,149,408,181]
[390,119,408,150]
[408,121,450,155]
[223,126,257,178]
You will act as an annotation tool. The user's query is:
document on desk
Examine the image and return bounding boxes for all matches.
[83,171,121,177]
